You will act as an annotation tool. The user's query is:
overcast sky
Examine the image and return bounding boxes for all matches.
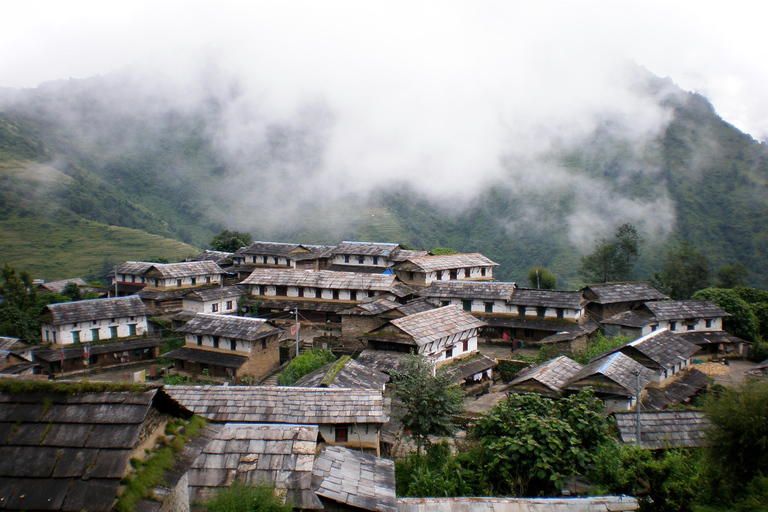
[1,0,767,142]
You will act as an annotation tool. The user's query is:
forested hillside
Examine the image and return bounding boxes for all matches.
[1,69,767,287]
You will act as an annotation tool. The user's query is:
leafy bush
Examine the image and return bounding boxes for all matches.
[204,480,293,512]
[572,332,631,365]
[278,348,336,386]
[692,288,759,342]
[395,440,489,497]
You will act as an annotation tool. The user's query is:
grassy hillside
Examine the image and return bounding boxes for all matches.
[0,158,197,281]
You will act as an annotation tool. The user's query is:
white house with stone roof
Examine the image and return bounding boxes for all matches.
[111,261,226,292]
[39,296,151,345]
[181,286,244,315]
[241,268,397,302]
[394,253,498,286]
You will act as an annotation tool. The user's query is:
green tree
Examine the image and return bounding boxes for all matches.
[61,281,83,301]
[431,247,459,255]
[210,229,253,252]
[395,440,489,497]
[278,348,336,386]
[651,241,711,299]
[472,390,609,496]
[700,381,768,508]
[579,223,643,284]
[204,480,293,512]
[527,267,557,289]
[691,288,759,342]
[390,354,464,454]
[716,263,748,288]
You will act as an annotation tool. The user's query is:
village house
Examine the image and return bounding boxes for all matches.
[186,249,233,266]
[419,280,517,313]
[581,282,669,322]
[165,386,389,453]
[164,313,283,383]
[394,253,498,286]
[361,305,487,366]
[295,356,390,389]
[508,355,584,397]
[591,329,700,388]
[0,382,214,512]
[110,261,226,294]
[329,241,428,273]
[39,295,152,345]
[230,241,337,278]
[339,297,436,348]
[181,285,245,315]
[563,351,655,413]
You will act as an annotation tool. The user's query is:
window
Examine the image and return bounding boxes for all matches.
[131,275,136,283]
[197,335,203,347]
[687,323,695,331]
[463,300,472,311]
[92,320,98,325]
[45,331,49,342]
[110,326,118,338]
[129,324,136,336]
[261,339,267,350]
[73,322,78,328]
[230,339,237,351]
[706,319,712,328]
[358,256,365,264]
[263,256,268,264]
[226,301,233,310]
[212,336,219,349]
[670,321,677,331]
[177,279,182,287]
[350,290,357,301]
[537,307,546,318]
[436,271,443,281]
[206,276,211,285]
[212,303,219,313]
[523,329,533,338]
[651,324,657,332]
[465,269,472,278]
[518,306,526,317]
[52,332,56,343]
[344,255,350,263]
[373,256,379,265]
[450,270,457,280]
[332,290,339,300]
[485,302,494,313]
[273,257,279,265]
[72,331,81,343]
[481,268,487,276]
[93,328,101,341]
[335,427,349,443]
[462,340,469,351]
[446,347,454,359]
[276,286,287,296]
[556,308,564,319]
[191,278,196,285]
[441,301,450,307]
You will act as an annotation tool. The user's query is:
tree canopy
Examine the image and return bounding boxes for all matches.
[390,354,464,454]
[692,288,759,342]
[527,267,556,289]
[651,241,711,299]
[210,230,253,252]
[579,223,643,284]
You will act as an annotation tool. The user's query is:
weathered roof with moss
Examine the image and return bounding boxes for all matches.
[592,329,700,370]
[388,306,486,347]
[313,445,397,512]
[40,296,152,326]
[0,385,159,511]
[614,411,709,449]
[176,313,281,341]
[189,423,321,509]
[294,358,389,389]
[165,386,389,425]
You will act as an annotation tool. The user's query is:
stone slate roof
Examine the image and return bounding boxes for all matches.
[165,386,389,424]
[396,253,498,272]
[189,423,321,509]
[187,250,232,264]
[0,387,159,512]
[40,296,151,326]
[291,245,336,261]
[144,261,226,279]
[390,283,423,299]
[642,369,710,410]
[396,298,437,316]
[444,355,497,384]
[564,352,654,396]
[177,313,281,341]
[295,357,389,389]
[644,300,731,320]
[313,446,397,512]
[353,299,402,316]
[388,249,429,262]
[396,496,639,512]
[0,337,19,352]
[183,286,245,302]
[39,278,88,294]
[113,261,154,276]
[34,338,160,362]
[582,282,668,304]
[614,411,709,449]
[162,347,249,369]
[510,356,584,393]
[537,319,600,344]
[601,310,657,328]
[746,359,768,377]
[388,306,486,347]
[256,299,355,314]
[355,350,412,375]
[326,265,390,274]
[235,241,306,257]
[331,242,401,257]
[594,329,701,370]
[477,315,576,333]
[676,331,746,346]
[242,269,397,291]
[420,281,516,301]
[508,289,585,309]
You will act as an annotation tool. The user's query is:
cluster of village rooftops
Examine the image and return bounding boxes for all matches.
[0,239,749,512]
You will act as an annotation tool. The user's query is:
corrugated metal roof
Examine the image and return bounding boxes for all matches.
[582,283,668,304]
[396,253,499,272]
[177,313,281,341]
[420,281,516,301]
[614,411,709,449]
[389,306,487,347]
[41,296,151,326]
[242,268,397,291]
[165,386,389,424]
[645,300,731,320]
[313,445,397,512]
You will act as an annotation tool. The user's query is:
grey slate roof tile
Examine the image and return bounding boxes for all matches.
[614,411,709,449]
[564,352,654,396]
[41,296,151,326]
[510,356,584,393]
[645,300,731,320]
[242,268,397,291]
[387,306,486,347]
[508,289,585,309]
[420,281,516,301]
[591,329,701,370]
[177,313,281,340]
[582,282,669,304]
[294,357,389,389]
[396,253,498,272]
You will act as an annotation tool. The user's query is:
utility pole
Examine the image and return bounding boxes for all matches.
[114,265,118,297]
[294,309,300,358]
[635,370,642,448]
[536,269,540,289]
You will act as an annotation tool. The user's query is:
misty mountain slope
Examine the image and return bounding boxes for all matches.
[2,71,768,289]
